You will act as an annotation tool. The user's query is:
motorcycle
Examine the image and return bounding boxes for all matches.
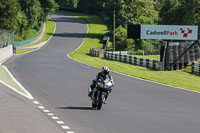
[89,75,114,110]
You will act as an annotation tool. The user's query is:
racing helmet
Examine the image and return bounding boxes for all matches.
[101,66,109,74]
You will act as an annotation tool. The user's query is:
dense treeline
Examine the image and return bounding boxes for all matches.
[56,0,200,28]
[1,0,199,52]
[56,0,200,53]
[0,0,58,40]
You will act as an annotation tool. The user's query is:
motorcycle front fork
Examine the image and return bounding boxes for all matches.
[96,91,109,103]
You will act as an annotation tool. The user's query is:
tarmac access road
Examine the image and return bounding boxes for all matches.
[3,14,200,133]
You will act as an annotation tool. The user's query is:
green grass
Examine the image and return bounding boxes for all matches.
[59,10,200,91]
[0,66,26,94]
[16,49,32,54]
[16,17,56,54]
[134,55,160,61]
[41,17,55,42]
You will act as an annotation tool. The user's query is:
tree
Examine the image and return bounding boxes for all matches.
[114,25,134,51]
[103,0,158,27]
[19,0,43,30]
[0,0,20,30]
[39,0,58,22]
[56,0,79,8]
[78,0,102,13]
[159,0,200,25]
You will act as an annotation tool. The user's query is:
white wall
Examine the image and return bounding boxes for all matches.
[0,45,13,65]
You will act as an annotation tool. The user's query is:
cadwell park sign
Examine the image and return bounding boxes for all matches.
[128,24,198,40]
[141,25,198,40]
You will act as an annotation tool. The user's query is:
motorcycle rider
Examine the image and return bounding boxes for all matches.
[88,66,114,101]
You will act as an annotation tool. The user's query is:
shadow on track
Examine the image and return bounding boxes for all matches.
[51,32,102,39]
[51,17,83,24]
[57,106,93,110]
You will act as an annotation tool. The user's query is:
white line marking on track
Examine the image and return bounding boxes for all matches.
[43,110,50,113]
[56,121,64,124]
[61,126,70,129]
[52,116,59,120]
[47,113,54,116]
[67,131,75,133]
[38,106,45,109]
[33,101,40,104]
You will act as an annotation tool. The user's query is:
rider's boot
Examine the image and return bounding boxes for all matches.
[88,88,92,97]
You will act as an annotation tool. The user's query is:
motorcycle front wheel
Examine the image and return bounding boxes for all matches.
[92,102,97,109]
[96,94,103,110]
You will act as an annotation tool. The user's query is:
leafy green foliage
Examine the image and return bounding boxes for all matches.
[114,25,134,51]
[0,0,20,30]
[159,0,200,25]
[0,0,58,41]
[117,0,158,26]
[56,0,79,8]
[20,0,43,29]
[39,0,58,22]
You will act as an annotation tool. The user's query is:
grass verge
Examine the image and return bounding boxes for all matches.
[58,10,200,92]
[16,49,32,54]
[0,66,26,94]
[134,55,160,61]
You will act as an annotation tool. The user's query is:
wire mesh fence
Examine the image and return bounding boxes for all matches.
[0,30,16,47]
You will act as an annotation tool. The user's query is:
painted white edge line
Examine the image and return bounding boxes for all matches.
[52,116,59,120]
[43,110,50,113]
[47,113,54,116]
[0,79,33,99]
[67,131,75,133]
[66,18,200,95]
[61,126,70,130]
[33,101,40,104]
[38,106,45,109]
[56,121,64,124]
[1,65,33,99]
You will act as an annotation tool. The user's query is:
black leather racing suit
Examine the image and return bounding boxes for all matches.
[89,72,113,96]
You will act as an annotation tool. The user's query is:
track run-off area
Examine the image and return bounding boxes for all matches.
[2,14,200,133]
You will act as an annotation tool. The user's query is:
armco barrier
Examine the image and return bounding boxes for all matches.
[104,51,162,70]
[12,24,45,47]
[0,45,13,64]
[192,62,200,75]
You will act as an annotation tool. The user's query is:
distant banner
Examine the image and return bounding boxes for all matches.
[141,25,198,40]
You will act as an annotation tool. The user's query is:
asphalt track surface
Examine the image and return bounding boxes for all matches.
[0,83,63,133]
[4,14,200,133]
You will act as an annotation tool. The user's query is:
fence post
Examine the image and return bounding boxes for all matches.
[140,58,143,66]
[124,55,127,63]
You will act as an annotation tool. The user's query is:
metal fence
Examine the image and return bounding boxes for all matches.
[89,48,106,57]
[104,51,162,71]
[0,30,16,47]
[13,24,45,46]
[192,62,200,75]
